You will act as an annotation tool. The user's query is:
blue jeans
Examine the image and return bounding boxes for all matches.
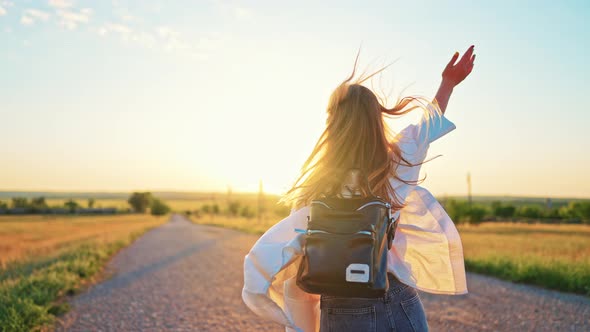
[319,273,429,332]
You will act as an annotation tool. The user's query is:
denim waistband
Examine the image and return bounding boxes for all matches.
[319,273,409,302]
[385,272,410,296]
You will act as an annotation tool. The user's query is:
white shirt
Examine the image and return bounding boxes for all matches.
[242,108,467,332]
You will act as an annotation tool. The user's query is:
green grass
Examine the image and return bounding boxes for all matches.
[465,258,590,295]
[457,222,590,296]
[0,231,146,332]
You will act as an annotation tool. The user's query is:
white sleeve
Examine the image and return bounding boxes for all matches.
[415,103,457,148]
[389,105,456,204]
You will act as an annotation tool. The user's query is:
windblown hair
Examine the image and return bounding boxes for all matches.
[281,54,443,211]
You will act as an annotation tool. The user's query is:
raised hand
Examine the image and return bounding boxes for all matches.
[442,45,475,87]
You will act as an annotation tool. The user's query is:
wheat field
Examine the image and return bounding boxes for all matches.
[0,214,166,267]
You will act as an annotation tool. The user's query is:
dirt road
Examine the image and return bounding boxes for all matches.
[57,215,590,331]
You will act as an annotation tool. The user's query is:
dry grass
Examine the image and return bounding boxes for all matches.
[0,214,166,267]
[457,222,590,267]
[189,214,276,235]
[0,214,167,332]
[457,222,590,294]
[45,199,202,212]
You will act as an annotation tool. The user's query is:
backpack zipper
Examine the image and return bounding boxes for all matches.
[305,229,373,236]
[356,201,391,211]
[311,200,391,211]
[311,201,332,209]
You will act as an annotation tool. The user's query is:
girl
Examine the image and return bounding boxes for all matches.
[242,45,475,332]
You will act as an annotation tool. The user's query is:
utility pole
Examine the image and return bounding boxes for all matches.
[467,172,472,207]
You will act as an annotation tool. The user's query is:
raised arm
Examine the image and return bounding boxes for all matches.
[435,45,476,115]
[388,45,475,204]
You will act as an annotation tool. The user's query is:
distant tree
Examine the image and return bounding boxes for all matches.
[30,197,48,213]
[11,197,29,209]
[491,201,516,219]
[128,192,153,213]
[88,198,96,209]
[517,205,542,219]
[150,199,171,216]
[0,200,7,210]
[443,199,488,224]
[561,201,590,223]
[31,197,47,207]
[465,206,487,224]
[64,199,79,213]
[240,206,255,219]
[228,201,241,216]
[212,204,220,215]
[201,204,211,214]
[443,199,470,223]
[542,207,561,220]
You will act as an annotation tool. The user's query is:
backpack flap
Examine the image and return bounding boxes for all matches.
[296,196,392,297]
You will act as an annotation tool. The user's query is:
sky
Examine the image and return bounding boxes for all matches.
[0,0,589,198]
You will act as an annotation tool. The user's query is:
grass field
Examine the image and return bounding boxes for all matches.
[458,222,590,295]
[44,198,200,212]
[0,214,166,332]
[190,215,590,296]
[190,214,278,235]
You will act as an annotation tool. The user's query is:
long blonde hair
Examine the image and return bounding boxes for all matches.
[281,54,442,211]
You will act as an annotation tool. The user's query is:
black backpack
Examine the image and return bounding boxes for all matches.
[295,171,398,298]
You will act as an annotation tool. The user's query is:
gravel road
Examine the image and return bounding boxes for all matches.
[56,215,590,331]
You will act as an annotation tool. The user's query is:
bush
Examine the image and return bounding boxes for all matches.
[64,200,79,213]
[11,198,29,209]
[444,199,470,223]
[201,205,210,214]
[443,199,487,224]
[543,208,561,220]
[240,206,255,219]
[465,206,487,224]
[228,201,241,216]
[150,199,170,216]
[517,205,542,219]
[30,197,48,213]
[491,201,516,219]
[566,201,590,223]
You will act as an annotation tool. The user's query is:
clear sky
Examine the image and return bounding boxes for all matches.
[1,0,589,198]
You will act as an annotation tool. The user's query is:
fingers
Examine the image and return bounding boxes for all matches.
[445,51,459,70]
[458,45,475,66]
[470,54,476,68]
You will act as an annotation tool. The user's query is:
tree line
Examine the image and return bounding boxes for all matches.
[194,198,590,226]
[442,199,590,225]
[193,199,291,220]
[0,192,171,216]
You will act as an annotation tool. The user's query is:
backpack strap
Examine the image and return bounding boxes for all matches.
[387,215,398,250]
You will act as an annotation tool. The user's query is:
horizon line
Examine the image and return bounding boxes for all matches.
[0,189,588,200]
